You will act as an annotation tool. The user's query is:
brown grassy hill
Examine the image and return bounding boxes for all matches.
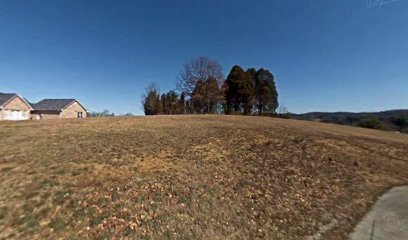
[0,115,407,239]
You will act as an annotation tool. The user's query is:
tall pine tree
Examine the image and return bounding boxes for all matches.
[254,68,279,115]
[223,65,254,115]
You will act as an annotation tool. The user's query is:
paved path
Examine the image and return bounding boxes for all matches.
[350,186,408,240]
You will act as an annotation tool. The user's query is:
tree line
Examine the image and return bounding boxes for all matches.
[142,57,279,116]
[88,110,134,117]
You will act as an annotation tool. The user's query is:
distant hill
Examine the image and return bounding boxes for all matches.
[291,109,408,133]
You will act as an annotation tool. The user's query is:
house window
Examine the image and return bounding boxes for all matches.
[77,112,83,118]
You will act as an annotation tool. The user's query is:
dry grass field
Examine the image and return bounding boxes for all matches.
[0,115,407,239]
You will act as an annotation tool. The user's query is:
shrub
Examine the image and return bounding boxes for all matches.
[358,118,383,130]
[392,116,408,130]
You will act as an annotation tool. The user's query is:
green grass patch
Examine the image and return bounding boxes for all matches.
[18,214,40,233]
[49,217,65,231]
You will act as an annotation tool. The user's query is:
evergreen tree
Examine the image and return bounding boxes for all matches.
[142,84,161,115]
[191,77,221,113]
[178,92,187,114]
[166,90,179,114]
[254,68,279,115]
[205,77,222,113]
[224,65,254,115]
[191,80,206,113]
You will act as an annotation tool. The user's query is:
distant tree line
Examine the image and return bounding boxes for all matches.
[357,116,408,132]
[88,110,134,117]
[142,57,279,116]
[391,115,408,132]
[292,111,408,133]
[88,110,115,117]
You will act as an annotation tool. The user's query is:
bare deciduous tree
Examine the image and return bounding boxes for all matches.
[177,57,224,97]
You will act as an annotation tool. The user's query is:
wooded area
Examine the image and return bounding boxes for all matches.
[142,57,279,116]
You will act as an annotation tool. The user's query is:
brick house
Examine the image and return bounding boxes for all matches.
[0,93,87,121]
[0,93,33,120]
[31,99,87,120]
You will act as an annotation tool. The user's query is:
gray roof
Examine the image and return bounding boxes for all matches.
[0,93,17,107]
[32,99,76,111]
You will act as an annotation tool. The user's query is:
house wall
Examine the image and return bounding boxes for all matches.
[30,110,60,120]
[60,101,87,118]
[30,113,40,120]
[0,96,31,120]
[39,113,60,120]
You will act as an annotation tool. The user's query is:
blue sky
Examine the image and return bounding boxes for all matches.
[0,0,407,115]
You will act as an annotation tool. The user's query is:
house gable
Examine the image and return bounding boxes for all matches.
[0,95,32,120]
[1,95,33,111]
[62,100,87,112]
[60,101,87,118]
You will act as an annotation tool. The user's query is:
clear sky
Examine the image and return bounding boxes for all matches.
[0,0,407,115]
